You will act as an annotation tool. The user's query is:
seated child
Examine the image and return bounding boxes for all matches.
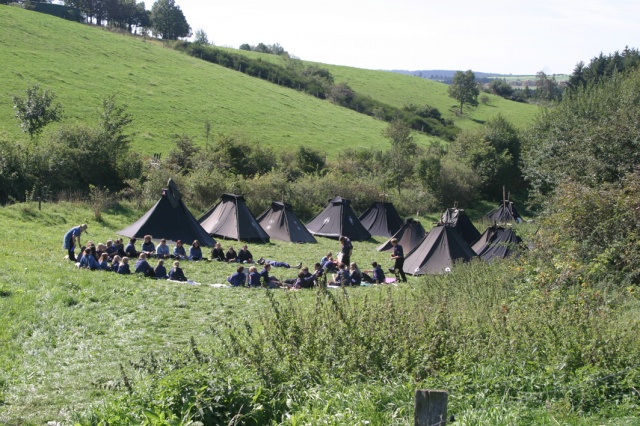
[135,253,155,277]
[237,245,253,263]
[155,238,170,259]
[260,263,281,288]
[189,240,204,261]
[110,255,122,273]
[124,238,138,259]
[117,257,131,274]
[105,240,119,260]
[226,265,246,287]
[168,260,187,281]
[154,259,168,279]
[211,242,225,261]
[349,262,362,286]
[247,266,261,287]
[78,247,100,270]
[141,235,156,257]
[362,262,385,284]
[173,240,187,260]
[225,246,238,263]
[331,263,350,286]
[98,253,110,271]
[292,271,315,289]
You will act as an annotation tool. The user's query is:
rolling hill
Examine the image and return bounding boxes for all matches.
[219,48,540,131]
[0,6,537,159]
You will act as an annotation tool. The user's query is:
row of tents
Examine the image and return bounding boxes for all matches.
[119,179,399,245]
[379,209,524,275]
[118,179,524,275]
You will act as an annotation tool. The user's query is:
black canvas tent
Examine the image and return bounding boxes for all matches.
[403,225,476,275]
[377,218,426,252]
[256,201,317,243]
[306,196,371,241]
[440,208,481,246]
[118,179,216,246]
[359,202,404,238]
[485,200,522,224]
[198,193,270,242]
[472,226,523,262]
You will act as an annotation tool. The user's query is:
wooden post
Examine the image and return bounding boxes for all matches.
[414,389,448,426]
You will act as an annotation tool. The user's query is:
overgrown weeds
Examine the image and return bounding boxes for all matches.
[75,259,640,424]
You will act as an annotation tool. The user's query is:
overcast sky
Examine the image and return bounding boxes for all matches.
[177,0,640,75]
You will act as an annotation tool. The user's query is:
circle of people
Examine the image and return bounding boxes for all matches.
[63,224,407,289]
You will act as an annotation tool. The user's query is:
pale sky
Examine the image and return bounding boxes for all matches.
[177,0,640,75]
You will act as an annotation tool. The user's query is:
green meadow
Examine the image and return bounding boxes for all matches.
[1,201,639,425]
[220,48,540,131]
[2,6,639,426]
[0,6,443,158]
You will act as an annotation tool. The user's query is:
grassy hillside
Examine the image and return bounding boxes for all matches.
[221,48,540,131]
[1,201,638,424]
[0,6,439,158]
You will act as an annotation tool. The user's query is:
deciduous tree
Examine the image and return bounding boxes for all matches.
[150,0,190,40]
[12,84,63,139]
[448,70,479,114]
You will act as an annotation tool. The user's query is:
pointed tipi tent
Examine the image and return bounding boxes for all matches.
[257,201,317,243]
[485,200,522,224]
[359,202,404,238]
[306,196,371,241]
[198,194,270,242]
[473,226,523,262]
[403,225,476,275]
[377,218,426,252]
[118,179,216,246]
[440,208,481,246]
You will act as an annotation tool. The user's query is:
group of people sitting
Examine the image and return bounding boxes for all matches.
[74,241,190,281]
[224,251,390,290]
[65,225,404,287]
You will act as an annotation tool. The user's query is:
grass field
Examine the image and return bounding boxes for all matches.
[1,201,639,425]
[0,6,442,158]
[221,48,540,132]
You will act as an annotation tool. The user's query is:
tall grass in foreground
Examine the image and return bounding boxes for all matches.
[75,260,640,425]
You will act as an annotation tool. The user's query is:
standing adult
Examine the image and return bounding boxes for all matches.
[390,238,407,282]
[338,235,353,266]
[63,224,87,261]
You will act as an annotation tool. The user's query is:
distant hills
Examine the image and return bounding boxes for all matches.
[391,70,534,83]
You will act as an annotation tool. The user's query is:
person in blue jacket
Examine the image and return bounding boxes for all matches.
[98,253,110,271]
[154,259,168,279]
[155,238,170,259]
[78,247,100,270]
[124,238,138,259]
[168,260,187,281]
[349,262,363,286]
[189,240,203,261]
[390,238,407,282]
[117,257,131,275]
[135,253,155,277]
[331,263,350,286]
[371,261,385,284]
[63,223,87,261]
[257,257,302,269]
[247,266,261,287]
[227,265,246,287]
[259,263,281,288]
[110,255,122,273]
[173,240,187,260]
[141,235,156,258]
